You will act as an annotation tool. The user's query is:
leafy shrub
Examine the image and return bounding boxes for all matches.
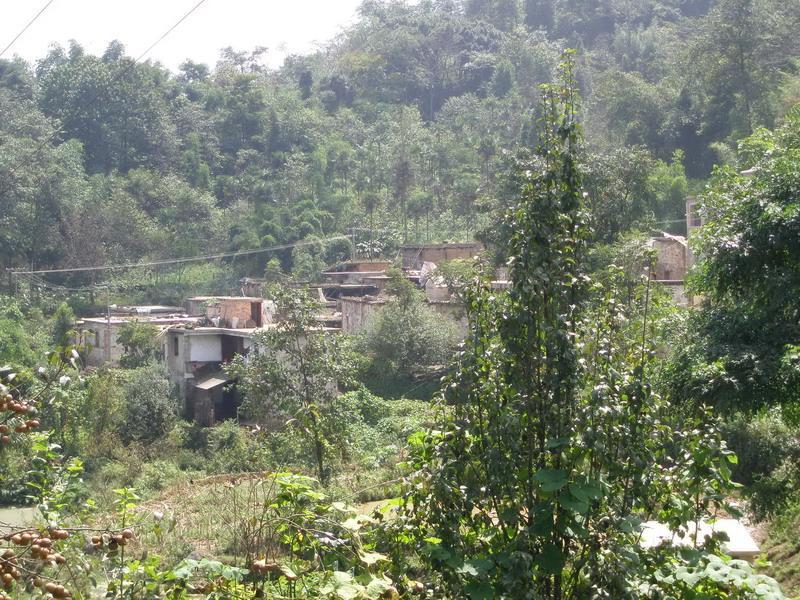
[360,297,459,378]
[326,390,435,470]
[117,321,159,368]
[0,296,38,366]
[643,552,785,599]
[205,420,264,473]
[0,441,34,504]
[119,363,177,443]
[133,460,189,494]
[721,411,800,487]
[51,302,76,348]
[167,420,209,452]
[721,410,800,519]
[92,459,137,490]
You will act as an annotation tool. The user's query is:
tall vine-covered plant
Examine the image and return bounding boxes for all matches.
[400,53,757,599]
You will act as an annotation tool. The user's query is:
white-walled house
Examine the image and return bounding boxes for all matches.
[162,325,257,425]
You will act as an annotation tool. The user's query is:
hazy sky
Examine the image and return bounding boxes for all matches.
[0,0,364,71]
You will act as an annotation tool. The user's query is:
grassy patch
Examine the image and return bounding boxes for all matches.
[762,503,800,598]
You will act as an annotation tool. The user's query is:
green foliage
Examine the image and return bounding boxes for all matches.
[667,110,800,413]
[721,411,800,520]
[360,270,459,378]
[228,285,360,483]
[762,499,800,597]
[0,297,39,367]
[325,388,435,472]
[117,320,159,368]
[119,363,177,443]
[0,0,796,290]
[291,236,328,282]
[51,302,76,348]
[641,551,785,599]
[1,4,800,596]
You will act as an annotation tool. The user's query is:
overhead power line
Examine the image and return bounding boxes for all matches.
[0,0,56,59]
[135,0,208,62]
[10,235,351,276]
[0,0,210,188]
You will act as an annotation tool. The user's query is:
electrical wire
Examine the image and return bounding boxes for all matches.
[134,0,208,62]
[11,235,351,276]
[0,0,56,59]
[13,271,109,293]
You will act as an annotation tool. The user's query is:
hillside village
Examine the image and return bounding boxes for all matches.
[72,216,695,429]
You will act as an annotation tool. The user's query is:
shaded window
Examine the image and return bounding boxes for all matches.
[251,301,262,327]
[173,336,179,356]
[94,330,100,347]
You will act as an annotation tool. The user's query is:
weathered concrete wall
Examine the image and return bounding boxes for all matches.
[322,271,388,285]
[425,280,452,302]
[340,297,385,333]
[163,331,189,402]
[189,334,222,362]
[428,301,468,338]
[212,299,253,328]
[340,295,468,338]
[362,276,390,293]
[79,322,125,367]
[339,261,392,273]
[651,236,689,281]
[187,297,269,328]
[401,243,483,269]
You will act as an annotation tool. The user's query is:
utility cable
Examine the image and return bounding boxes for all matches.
[10,235,351,276]
[0,0,56,59]
[134,0,208,62]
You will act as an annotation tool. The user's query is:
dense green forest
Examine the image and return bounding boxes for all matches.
[2,0,800,598]
[2,0,798,291]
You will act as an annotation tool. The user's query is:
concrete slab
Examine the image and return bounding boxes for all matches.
[641,519,760,559]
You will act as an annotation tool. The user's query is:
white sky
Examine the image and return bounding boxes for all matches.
[0,0,363,71]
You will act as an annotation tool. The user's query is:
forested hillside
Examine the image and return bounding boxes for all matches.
[2,0,798,293]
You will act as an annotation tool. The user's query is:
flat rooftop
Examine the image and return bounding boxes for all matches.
[187,296,264,301]
[79,315,198,326]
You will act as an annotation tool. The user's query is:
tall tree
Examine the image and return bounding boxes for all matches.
[228,286,359,483]
[402,53,742,598]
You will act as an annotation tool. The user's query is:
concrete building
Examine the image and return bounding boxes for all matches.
[650,234,690,282]
[75,309,198,367]
[686,196,703,236]
[186,296,275,328]
[339,296,386,333]
[162,325,257,425]
[322,260,392,286]
[648,232,697,307]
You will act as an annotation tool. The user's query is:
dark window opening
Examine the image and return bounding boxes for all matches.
[173,336,179,356]
[250,301,262,327]
[222,335,246,362]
